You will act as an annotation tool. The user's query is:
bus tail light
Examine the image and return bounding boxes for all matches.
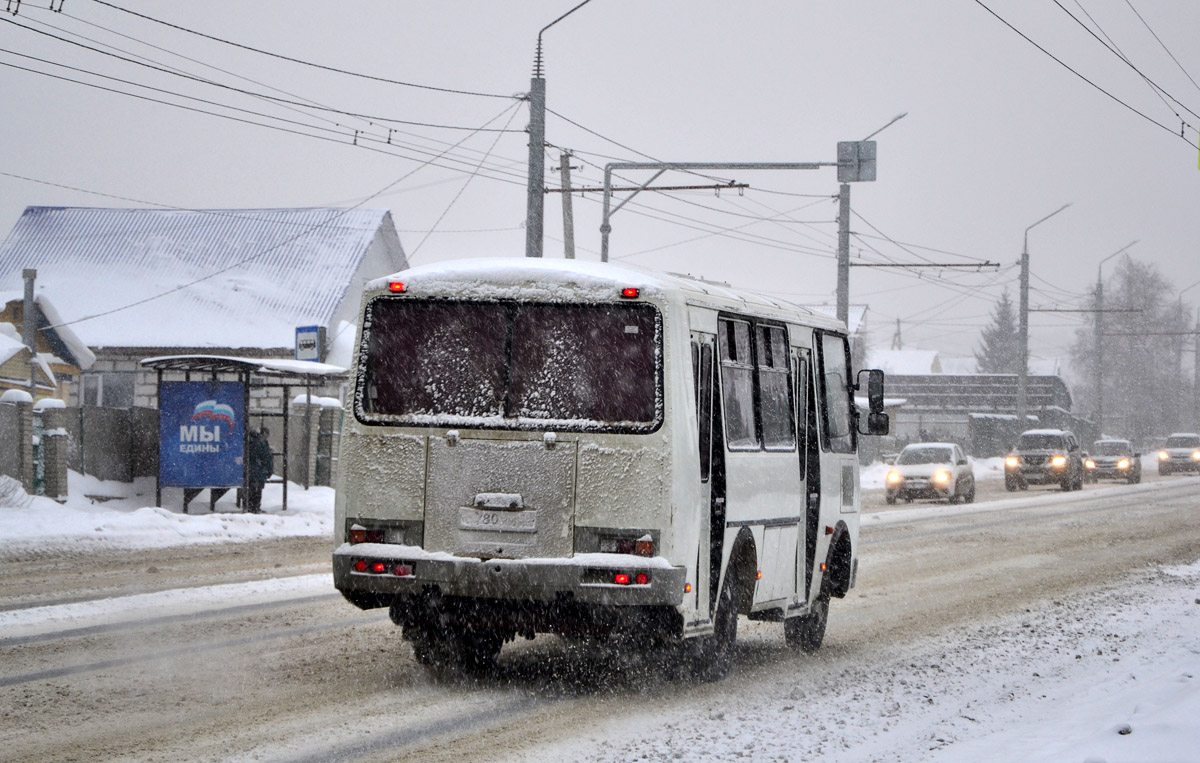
[348,525,384,544]
[613,573,630,585]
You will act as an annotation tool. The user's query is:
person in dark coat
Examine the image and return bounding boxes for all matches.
[246,427,273,513]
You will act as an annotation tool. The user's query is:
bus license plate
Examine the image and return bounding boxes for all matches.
[458,507,537,534]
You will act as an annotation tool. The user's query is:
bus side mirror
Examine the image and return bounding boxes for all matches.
[856,368,889,435]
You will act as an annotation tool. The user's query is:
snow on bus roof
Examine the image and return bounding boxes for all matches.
[367,257,842,327]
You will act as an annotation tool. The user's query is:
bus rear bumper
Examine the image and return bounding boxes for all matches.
[332,542,687,609]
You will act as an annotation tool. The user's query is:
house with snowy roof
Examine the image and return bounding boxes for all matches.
[0,292,96,403]
[0,206,406,408]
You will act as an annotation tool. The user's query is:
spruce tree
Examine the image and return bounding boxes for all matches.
[975,290,1020,373]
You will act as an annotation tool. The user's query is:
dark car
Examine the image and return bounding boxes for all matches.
[1157,432,1200,475]
[1005,428,1085,492]
[1085,439,1141,484]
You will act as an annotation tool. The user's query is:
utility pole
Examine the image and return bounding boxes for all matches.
[23,268,37,399]
[524,54,546,258]
[1016,203,1070,429]
[524,0,592,258]
[836,183,851,326]
[558,151,576,259]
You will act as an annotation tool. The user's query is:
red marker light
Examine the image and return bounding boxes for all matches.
[620,287,639,299]
[388,281,406,293]
[755,570,763,580]
[613,573,630,585]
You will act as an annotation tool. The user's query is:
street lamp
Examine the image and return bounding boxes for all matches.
[1094,240,1137,434]
[1017,203,1071,430]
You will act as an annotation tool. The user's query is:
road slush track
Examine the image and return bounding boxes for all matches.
[1,478,1198,761]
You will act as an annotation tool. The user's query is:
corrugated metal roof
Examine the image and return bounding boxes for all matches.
[0,207,405,349]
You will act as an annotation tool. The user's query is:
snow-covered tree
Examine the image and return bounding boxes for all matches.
[975,290,1020,374]
[1068,259,1192,441]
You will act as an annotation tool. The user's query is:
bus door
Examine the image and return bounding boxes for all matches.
[795,349,816,606]
[812,332,857,594]
[716,317,800,606]
[691,336,716,622]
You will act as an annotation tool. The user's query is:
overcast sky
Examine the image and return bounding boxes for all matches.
[1,0,1197,379]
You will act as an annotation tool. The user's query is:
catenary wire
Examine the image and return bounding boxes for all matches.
[973,0,1196,144]
[87,0,517,100]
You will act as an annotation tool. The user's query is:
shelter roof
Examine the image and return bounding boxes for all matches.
[0,206,401,350]
[140,354,347,383]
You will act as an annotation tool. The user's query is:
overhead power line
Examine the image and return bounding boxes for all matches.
[1123,0,1200,98]
[3,16,521,132]
[0,52,530,186]
[1050,0,1200,125]
[973,0,1196,144]
[87,0,517,100]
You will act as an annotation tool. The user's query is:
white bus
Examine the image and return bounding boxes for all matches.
[333,258,888,679]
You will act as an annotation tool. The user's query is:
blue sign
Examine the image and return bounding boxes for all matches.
[159,381,245,488]
[295,325,322,361]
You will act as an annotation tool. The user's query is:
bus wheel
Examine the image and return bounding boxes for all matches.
[692,565,741,682]
[452,628,503,676]
[784,592,829,653]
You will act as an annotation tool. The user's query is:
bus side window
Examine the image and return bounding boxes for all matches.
[718,319,759,450]
[817,332,855,454]
[757,325,795,451]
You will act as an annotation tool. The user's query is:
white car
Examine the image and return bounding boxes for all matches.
[1158,432,1200,475]
[886,442,975,505]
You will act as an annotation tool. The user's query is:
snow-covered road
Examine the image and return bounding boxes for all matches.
[2,476,1198,761]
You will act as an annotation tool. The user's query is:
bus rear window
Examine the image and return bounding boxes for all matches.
[357,300,662,432]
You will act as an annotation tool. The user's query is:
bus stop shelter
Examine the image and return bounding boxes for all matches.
[140,354,348,513]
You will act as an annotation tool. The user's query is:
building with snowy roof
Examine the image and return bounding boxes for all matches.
[0,206,406,408]
[0,292,96,403]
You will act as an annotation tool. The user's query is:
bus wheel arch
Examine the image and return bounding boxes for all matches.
[824,523,854,600]
[727,528,758,615]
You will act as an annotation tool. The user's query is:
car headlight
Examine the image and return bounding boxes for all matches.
[1193,450,1200,461]
[1117,458,1130,469]
[887,471,902,484]
[933,470,950,484]
[1051,455,1067,468]
[1085,459,1095,469]
[1005,456,1019,468]
[1159,450,1169,460]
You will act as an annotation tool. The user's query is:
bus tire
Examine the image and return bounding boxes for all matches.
[692,564,741,682]
[785,592,829,653]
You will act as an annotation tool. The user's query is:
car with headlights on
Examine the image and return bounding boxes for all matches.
[1157,432,1200,475]
[1085,439,1141,484]
[1005,428,1085,492]
[885,442,975,504]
